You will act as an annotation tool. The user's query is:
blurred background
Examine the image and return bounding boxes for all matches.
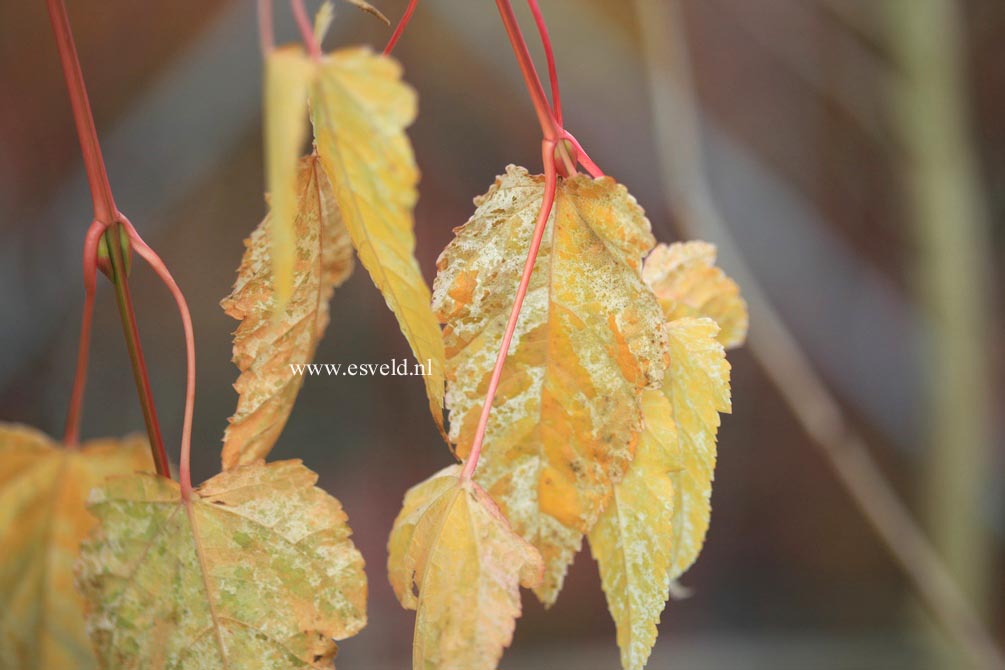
[1,0,1002,668]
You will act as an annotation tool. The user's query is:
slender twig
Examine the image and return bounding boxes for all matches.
[291,0,322,60]
[45,0,115,224]
[105,225,171,477]
[526,0,562,125]
[47,0,171,475]
[258,0,275,57]
[494,0,576,177]
[634,2,1004,668]
[461,142,558,480]
[384,0,420,55]
[495,0,559,141]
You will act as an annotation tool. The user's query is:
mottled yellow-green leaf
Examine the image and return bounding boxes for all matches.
[643,242,748,349]
[0,423,150,670]
[433,165,670,604]
[387,465,542,670]
[589,317,731,670]
[263,46,315,311]
[77,459,367,670]
[311,47,446,433]
[221,155,353,469]
[588,391,677,670]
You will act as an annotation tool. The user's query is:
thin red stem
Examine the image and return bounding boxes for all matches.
[462,141,558,480]
[495,0,559,141]
[47,0,172,475]
[258,0,275,57]
[495,0,576,176]
[46,0,116,224]
[526,0,562,126]
[122,221,197,498]
[62,221,105,448]
[384,0,420,55]
[291,0,322,60]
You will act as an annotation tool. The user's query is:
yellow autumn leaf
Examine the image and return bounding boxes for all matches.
[662,317,731,578]
[0,423,150,670]
[587,391,677,670]
[221,155,353,469]
[433,165,670,604]
[263,46,315,310]
[588,317,731,670]
[311,47,447,433]
[643,241,748,349]
[76,459,367,670]
[387,465,543,670]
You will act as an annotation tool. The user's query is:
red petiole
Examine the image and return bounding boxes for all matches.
[526,0,562,126]
[47,0,194,485]
[291,0,323,60]
[460,142,558,480]
[384,0,420,55]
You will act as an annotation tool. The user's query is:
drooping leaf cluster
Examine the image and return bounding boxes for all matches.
[426,166,748,670]
[1,5,747,670]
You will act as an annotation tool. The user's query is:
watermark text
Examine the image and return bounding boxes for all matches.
[289,359,433,377]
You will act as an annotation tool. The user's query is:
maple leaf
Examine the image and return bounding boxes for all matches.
[76,459,367,670]
[433,165,670,604]
[588,317,731,670]
[387,465,543,670]
[221,155,353,469]
[310,48,447,432]
[0,423,149,670]
[263,46,316,310]
[643,241,748,349]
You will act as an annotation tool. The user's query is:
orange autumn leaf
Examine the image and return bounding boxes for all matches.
[433,166,670,604]
[0,423,150,670]
[387,465,542,670]
[77,459,367,670]
[221,155,353,469]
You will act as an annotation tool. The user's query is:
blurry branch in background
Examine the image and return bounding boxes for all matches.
[633,1,1004,668]
[883,0,995,664]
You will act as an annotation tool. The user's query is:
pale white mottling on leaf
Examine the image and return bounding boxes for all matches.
[387,465,542,670]
[221,156,353,469]
[433,166,669,605]
[76,459,367,670]
[0,423,150,670]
